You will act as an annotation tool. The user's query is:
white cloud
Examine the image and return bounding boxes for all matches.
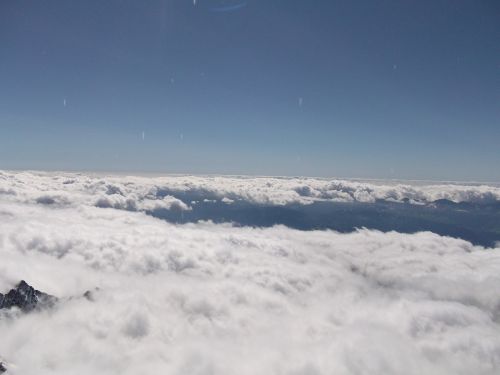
[1,171,499,211]
[0,171,500,374]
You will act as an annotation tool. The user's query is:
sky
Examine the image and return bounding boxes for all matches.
[0,0,498,181]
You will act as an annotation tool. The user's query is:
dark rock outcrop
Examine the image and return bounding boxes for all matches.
[0,361,6,373]
[0,280,57,312]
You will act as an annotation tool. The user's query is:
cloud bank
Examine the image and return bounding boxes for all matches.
[1,171,499,212]
[1,171,500,374]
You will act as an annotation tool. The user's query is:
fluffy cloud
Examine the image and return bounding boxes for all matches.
[0,172,500,374]
[0,171,191,214]
[1,171,499,211]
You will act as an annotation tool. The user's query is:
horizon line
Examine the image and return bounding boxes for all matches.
[2,167,500,186]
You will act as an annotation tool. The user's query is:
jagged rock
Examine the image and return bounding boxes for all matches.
[0,280,57,312]
[0,361,6,373]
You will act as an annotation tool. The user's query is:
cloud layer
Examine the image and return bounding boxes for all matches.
[1,171,500,374]
[1,170,499,212]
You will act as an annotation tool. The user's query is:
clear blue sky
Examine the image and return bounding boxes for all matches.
[1,0,498,180]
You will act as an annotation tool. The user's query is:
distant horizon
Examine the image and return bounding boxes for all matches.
[3,167,500,185]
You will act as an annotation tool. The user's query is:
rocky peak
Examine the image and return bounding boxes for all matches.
[0,280,57,313]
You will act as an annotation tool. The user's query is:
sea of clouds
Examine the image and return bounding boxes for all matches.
[1,170,500,374]
[1,170,500,210]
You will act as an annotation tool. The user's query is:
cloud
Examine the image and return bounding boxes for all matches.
[0,171,499,212]
[0,171,192,214]
[138,195,191,212]
[221,197,234,204]
[0,172,500,374]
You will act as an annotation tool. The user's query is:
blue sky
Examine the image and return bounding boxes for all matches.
[0,0,498,180]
